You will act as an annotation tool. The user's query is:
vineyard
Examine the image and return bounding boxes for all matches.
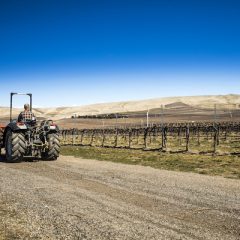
[60,121,240,155]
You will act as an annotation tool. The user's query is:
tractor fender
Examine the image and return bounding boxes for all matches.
[3,122,27,146]
[48,124,60,133]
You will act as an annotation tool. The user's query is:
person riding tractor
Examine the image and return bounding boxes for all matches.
[18,103,36,124]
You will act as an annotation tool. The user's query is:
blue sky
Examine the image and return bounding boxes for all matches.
[0,0,240,107]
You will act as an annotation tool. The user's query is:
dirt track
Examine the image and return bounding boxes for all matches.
[0,155,239,240]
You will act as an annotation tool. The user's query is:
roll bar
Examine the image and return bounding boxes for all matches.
[10,92,32,122]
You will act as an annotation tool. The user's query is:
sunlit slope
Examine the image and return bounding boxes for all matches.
[0,94,239,120]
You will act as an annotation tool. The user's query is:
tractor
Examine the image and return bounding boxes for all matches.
[0,93,60,162]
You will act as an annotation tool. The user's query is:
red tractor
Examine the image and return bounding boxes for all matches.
[0,93,60,162]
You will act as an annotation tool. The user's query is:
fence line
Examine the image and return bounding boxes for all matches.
[60,122,240,155]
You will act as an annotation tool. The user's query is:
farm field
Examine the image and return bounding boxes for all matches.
[60,122,240,155]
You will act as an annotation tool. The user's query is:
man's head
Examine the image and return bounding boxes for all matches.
[24,103,30,111]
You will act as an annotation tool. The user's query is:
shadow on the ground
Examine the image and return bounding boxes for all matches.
[0,153,6,162]
[0,150,39,163]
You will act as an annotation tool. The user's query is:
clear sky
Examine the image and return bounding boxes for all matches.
[0,0,240,107]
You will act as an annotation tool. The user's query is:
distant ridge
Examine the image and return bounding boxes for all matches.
[0,94,239,120]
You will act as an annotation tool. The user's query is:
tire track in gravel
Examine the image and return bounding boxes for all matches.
[0,155,239,239]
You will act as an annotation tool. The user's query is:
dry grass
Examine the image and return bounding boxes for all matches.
[61,146,240,179]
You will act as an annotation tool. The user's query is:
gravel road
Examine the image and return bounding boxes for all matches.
[0,155,239,240]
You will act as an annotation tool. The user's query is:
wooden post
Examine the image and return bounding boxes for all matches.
[128,130,132,148]
[80,130,84,145]
[90,130,95,146]
[136,129,139,145]
[186,125,190,151]
[197,126,200,146]
[162,127,167,150]
[101,129,105,147]
[72,129,75,145]
[161,127,164,150]
[217,126,220,146]
[149,130,152,144]
[115,129,118,147]
[144,128,149,149]
[178,127,182,146]
[224,130,227,141]
[213,127,217,154]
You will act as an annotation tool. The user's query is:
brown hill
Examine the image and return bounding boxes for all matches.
[0,94,239,122]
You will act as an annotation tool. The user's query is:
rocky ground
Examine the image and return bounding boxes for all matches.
[0,155,239,239]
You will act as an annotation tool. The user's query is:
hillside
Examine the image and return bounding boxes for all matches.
[0,94,239,121]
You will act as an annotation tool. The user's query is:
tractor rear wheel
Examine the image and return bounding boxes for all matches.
[42,133,60,160]
[0,129,3,155]
[5,130,26,162]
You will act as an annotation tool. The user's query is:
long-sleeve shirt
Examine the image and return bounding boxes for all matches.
[18,111,36,123]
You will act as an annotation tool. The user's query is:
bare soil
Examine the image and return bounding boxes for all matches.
[0,155,239,239]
